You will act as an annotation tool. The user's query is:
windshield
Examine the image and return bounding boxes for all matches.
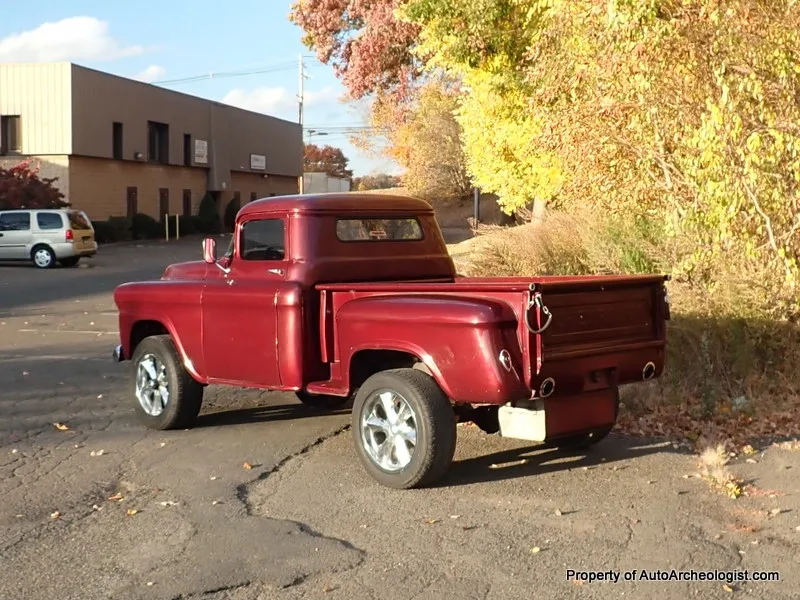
[222,235,234,259]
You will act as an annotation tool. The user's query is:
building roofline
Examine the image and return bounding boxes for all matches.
[0,61,300,128]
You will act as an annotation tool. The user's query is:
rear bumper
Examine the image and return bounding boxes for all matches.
[112,344,126,363]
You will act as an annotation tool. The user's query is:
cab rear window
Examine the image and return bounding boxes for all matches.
[336,218,424,242]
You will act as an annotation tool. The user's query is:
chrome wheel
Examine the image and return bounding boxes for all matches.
[33,248,53,268]
[360,389,417,472]
[135,353,170,417]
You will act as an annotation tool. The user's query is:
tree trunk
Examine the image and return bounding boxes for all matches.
[531,197,547,224]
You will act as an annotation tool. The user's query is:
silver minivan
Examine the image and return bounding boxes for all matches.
[0,209,98,268]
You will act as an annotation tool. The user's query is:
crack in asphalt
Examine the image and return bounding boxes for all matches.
[170,582,253,599]
[234,423,352,515]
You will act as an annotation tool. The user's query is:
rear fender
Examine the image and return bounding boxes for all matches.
[336,295,529,404]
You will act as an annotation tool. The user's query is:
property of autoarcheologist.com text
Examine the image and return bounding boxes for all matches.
[566,569,781,584]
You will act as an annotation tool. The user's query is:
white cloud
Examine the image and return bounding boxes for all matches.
[221,86,340,118]
[0,17,144,62]
[134,65,166,83]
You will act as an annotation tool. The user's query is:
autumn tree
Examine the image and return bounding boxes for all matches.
[402,0,800,298]
[289,0,420,100]
[353,173,403,190]
[0,161,68,210]
[304,143,354,179]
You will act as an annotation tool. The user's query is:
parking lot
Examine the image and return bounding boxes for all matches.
[2,239,800,600]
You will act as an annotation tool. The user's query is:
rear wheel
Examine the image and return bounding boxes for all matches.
[31,245,56,269]
[131,335,204,430]
[352,368,457,489]
[553,390,620,450]
[295,390,349,410]
[59,256,80,267]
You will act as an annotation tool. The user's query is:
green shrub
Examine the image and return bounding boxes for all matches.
[197,192,221,234]
[224,197,240,232]
[131,213,162,239]
[107,216,133,241]
[91,220,115,244]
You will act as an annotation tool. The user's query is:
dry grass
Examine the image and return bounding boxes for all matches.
[697,443,744,499]
[459,206,800,446]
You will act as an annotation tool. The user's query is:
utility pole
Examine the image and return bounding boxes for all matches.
[298,54,307,194]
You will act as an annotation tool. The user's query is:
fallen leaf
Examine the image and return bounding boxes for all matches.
[49,511,61,520]
[22,371,29,376]
[714,534,722,539]
[530,546,541,553]
[11,449,18,454]
[461,525,480,531]
[158,501,178,507]
[15,514,23,518]
[723,584,734,593]
[795,525,800,532]
[210,476,218,481]
[159,442,166,447]
[242,462,253,470]
[126,508,138,516]
[449,514,461,519]
[323,585,337,593]
[212,500,221,506]
[554,509,563,516]
[97,394,103,399]
[573,580,585,587]
[770,508,782,516]
[146,582,154,587]
[742,445,756,455]
[90,450,105,457]
[53,423,70,431]
[746,458,757,464]
[424,519,439,524]
[108,493,124,502]
[92,504,102,511]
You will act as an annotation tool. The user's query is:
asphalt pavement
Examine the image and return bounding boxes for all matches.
[1,238,799,600]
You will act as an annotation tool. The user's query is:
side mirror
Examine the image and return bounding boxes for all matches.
[202,237,217,264]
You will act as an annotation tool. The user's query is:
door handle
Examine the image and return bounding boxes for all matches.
[267,268,284,275]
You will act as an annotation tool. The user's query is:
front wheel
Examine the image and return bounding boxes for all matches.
[352,368,457,489]
[131,335,204,430]
[31,245,56,269]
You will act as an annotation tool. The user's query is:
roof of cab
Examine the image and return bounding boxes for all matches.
[238,192,434,217]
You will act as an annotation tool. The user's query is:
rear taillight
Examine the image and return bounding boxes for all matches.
[65,229,74,241]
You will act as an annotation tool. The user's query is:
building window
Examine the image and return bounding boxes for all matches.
[112,122,123,160]
[147,121,169,164]
[183,134,191,166]
[182,189,192,216]
[159,188,170,219]
[250,192,257,202]
[126,187,138,218]
[0,115,22,155]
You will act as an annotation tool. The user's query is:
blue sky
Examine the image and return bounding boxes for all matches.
[0,1,398,176]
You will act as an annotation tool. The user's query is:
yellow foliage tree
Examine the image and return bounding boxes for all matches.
[402,0,800,308]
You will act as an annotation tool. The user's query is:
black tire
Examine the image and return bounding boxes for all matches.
[295,390,349,410]
[351,368,457,489]
[31,245,56,269]
[131,335,204,430]
[553,390,620,450]
[59,256,81,267]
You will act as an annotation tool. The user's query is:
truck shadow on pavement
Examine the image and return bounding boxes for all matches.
[196,402,350,428]
[441,435,688,487]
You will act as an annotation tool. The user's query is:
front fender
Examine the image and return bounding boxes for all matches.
[114,281,207,382]
[336,295,529,404]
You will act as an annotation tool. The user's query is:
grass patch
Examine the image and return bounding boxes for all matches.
[460,206,800,446]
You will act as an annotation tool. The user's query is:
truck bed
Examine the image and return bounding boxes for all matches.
[316,274,669,401]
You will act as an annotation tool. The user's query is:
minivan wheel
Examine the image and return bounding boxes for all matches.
[352,368,457,489]
[31,245,56,269]
[59,256,81,268]
[131,335,204,430]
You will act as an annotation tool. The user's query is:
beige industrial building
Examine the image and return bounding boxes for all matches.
[0,62,302,221]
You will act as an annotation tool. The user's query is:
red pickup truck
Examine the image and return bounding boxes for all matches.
[112,193,669,489]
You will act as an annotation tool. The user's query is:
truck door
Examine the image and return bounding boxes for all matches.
[201,216,289,386]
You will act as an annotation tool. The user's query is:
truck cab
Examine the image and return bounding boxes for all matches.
[113,193,670,489]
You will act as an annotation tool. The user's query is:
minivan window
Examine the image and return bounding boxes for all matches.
[240,219,285,261]
[0,212,31,231]
[37,212,64,230]
[68,210,92,230]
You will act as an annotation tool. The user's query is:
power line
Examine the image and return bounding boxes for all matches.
[152,60,319,86]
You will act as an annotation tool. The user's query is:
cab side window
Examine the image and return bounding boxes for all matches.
[240,218,285,261]
[0,212,31,231]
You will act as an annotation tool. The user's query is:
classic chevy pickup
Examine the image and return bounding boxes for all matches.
[112,193,669,489]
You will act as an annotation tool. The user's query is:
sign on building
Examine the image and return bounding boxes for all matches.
[250,154,266,171]
[194,139,208,165]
